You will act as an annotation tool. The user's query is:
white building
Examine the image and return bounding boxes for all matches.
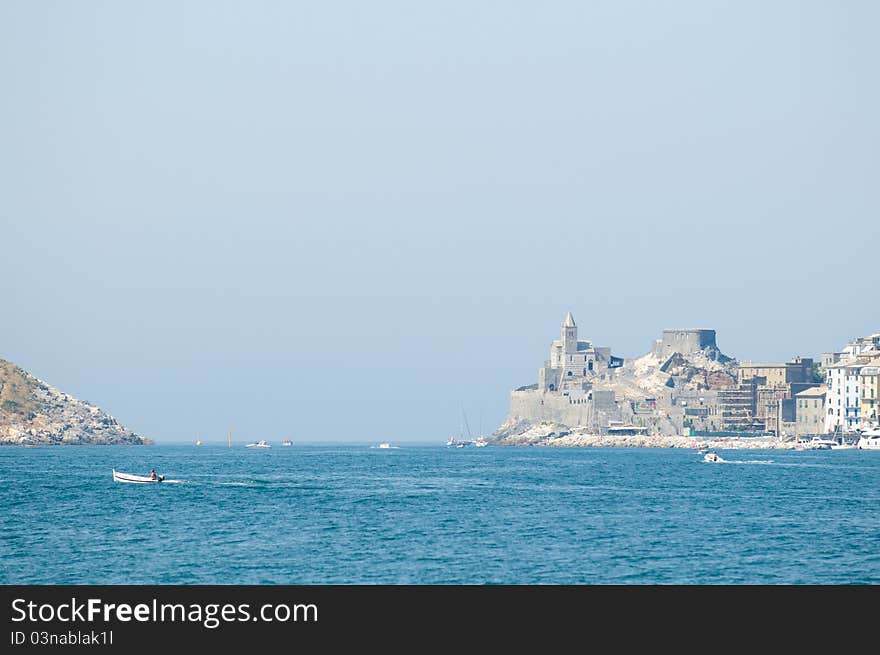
[823,333,880,434]
[824,360,862,433]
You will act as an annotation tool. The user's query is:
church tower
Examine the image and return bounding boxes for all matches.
[562,311,577,354]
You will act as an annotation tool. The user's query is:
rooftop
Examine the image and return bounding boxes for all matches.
[795,385,827,397]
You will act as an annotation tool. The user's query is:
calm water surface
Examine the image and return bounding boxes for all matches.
[1,445,877,584]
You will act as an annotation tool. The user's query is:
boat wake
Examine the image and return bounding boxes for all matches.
[161,479,186,484]
[721,459,775,465]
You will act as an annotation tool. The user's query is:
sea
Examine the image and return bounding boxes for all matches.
[1,444,877,584]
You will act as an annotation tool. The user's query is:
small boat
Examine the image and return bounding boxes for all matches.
[112,469,164,483]
[378,442,391,449]
[703,452,723,463]
[797,437,835,450]
[473,437,488,447]
[281,439,293,446]
[245,440,271,448]
[857,428,880,450]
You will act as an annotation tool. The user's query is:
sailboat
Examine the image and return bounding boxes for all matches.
[474,412,488,447]
[449,409,475,447]
[195,433,202,446]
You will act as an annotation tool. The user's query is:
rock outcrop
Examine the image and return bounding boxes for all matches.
[0,358,147,445]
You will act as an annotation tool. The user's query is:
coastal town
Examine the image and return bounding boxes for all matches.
[2,312,878,450]
[491,312,880,449]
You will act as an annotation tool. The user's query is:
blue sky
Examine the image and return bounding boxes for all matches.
[1,1,877,442]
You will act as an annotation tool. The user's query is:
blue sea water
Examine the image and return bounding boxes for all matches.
[1,445,877,584]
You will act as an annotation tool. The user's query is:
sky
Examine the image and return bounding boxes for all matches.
[1,1,877,443]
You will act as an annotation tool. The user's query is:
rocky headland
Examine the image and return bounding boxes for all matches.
[0,358,147,445]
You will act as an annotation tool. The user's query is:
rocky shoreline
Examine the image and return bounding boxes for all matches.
[490,421,798,450]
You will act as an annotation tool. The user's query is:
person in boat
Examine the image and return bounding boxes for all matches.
[150,469,157,480]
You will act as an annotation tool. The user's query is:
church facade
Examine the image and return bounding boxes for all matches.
[537,312,615,395]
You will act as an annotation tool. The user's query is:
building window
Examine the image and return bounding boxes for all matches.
[588,361,593,371]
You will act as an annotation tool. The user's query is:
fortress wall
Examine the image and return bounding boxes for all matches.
[509,390,597,427]
[507,390,688,435]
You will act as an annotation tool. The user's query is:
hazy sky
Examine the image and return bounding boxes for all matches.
[1,1,877,443]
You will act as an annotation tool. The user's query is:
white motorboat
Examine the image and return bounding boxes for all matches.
[281,439,293,446]
[245,440,271,448]
[473,437,488,447]
[798,437,835,450]
[378,442,391,449]
[857,428,880,450]
[703,452,723,463]
[112,469,164,483]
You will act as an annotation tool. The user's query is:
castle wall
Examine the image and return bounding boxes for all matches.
[508,390,622,429]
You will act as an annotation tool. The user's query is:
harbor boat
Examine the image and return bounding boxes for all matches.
[857,428,880,450]
[378,441,391,449]
[112,469,164,483]
[245,440,271,448]
[797,437,835,450]
[830,441,857,450]
[281,439,293,446]
[449,409,475,447]
[473,437,488,447]
[703,451,723,463]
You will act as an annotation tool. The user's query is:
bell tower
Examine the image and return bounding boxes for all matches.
[562,311,577,354]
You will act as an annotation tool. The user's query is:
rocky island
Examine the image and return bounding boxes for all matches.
[0,358,147,445]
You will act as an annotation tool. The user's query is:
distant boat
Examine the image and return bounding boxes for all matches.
[797,437,835,450]
[473,437,488,447]
[245,440,271,448]
[857,428,880,450]
[378,442,391,449]
[196,433,202,446]
[703,451,723,463]
[112,469,164,483]
[281,439,293,446]
[449,409,472,447]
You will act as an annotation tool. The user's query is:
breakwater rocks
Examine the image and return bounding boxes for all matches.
[491,421,795,450]
[0,358,146,445]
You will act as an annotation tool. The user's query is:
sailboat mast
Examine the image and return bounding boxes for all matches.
[228,428,232,449]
